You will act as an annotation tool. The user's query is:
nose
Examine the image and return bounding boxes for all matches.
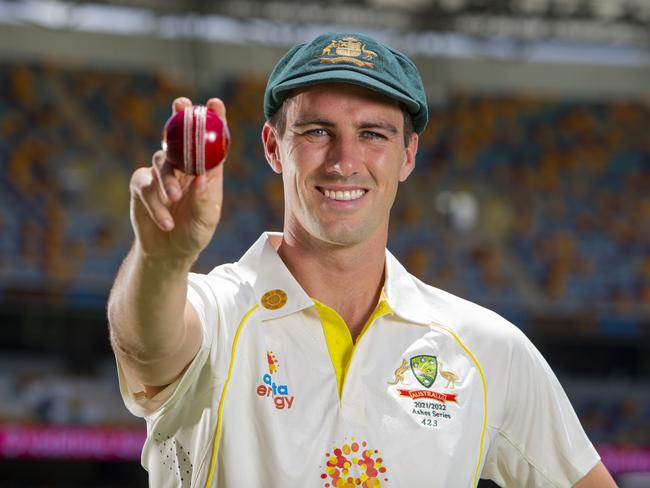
[324,134,362,177]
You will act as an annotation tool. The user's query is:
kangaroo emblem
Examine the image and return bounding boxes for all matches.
[321,40,337,56]
[387,359,409,385]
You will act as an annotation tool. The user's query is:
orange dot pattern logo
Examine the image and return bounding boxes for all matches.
[320,440,388,487]
[261,289,288,310]
[267,351,279,374]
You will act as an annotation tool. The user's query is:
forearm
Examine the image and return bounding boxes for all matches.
[108,244,201,386]
[573,462,617,488]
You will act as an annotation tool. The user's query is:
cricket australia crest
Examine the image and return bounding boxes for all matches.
[410,355,438,388]
[387,354,461,430]
[319,36,378,68]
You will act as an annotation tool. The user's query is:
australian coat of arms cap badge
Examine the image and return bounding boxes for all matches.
[319,36,378,68]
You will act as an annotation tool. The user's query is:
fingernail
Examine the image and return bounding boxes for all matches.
[168,187,180,200]
[162,218,173,230]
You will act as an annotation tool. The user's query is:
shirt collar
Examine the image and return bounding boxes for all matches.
[236,232,440,325]
[384,249,441,325]
[236,232,314,321]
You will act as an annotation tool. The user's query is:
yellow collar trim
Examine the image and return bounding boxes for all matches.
[313,291,393,399]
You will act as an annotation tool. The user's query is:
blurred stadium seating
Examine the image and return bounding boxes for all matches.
[2,62,648,320]
[0,61,648,484]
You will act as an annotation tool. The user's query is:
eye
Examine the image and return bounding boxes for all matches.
[304,128,330,137]
[361,130,387,140]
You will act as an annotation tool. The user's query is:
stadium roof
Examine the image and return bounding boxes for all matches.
[0,0,648,65]
[58,0,650,45]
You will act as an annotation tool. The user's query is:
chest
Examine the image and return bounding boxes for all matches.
[218,310,488,487]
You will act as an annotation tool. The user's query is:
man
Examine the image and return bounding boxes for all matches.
[108,32,616,487]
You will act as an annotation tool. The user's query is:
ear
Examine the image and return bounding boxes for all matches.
[262,122,282,174]
[398,132,418,182]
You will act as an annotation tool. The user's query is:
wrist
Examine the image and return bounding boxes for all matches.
[133,243,198,274]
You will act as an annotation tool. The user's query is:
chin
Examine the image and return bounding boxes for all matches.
[313,224,369,248]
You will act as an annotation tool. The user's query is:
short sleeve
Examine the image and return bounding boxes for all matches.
[116,272,219,418]
[482,332,600,487]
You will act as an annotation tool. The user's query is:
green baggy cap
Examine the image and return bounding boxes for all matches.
[264,32,429,134]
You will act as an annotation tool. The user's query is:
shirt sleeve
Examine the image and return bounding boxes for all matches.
[481,332,600,487]
[116,272,219,418]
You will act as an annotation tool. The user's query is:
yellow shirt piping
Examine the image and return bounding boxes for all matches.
[313,290,393,399]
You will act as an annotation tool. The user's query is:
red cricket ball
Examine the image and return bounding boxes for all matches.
[162,105,230,175]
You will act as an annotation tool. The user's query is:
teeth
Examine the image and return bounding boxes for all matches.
[322,188,365,201]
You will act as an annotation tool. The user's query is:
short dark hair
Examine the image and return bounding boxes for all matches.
[269,98,415,147]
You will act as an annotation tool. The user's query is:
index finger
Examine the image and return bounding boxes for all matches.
[206,98,226,119]
[172,97,192,114]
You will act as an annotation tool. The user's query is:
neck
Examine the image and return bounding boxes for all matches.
[277,230,387,339]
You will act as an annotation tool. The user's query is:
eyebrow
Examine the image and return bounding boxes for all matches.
[358,121,399,135]
[292,118,335,128]
[291,118,399,135]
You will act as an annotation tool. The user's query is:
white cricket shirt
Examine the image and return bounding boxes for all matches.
[117,232,599,487]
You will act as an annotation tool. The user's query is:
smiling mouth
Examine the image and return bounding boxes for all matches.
[318,187,367,201]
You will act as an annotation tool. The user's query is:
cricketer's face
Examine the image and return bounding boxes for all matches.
[263,83,418,249]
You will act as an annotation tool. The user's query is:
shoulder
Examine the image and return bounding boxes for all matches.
[402,273,544,400]
[187,262,257,321]
[386,250,525,351]
[190,261,249,292]
[409,273,527,348]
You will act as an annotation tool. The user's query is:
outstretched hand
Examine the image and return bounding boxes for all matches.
[129,97,227,262]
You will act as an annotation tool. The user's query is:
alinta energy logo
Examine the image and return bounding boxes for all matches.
[255,351,294,410]
[320,438,388,488]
